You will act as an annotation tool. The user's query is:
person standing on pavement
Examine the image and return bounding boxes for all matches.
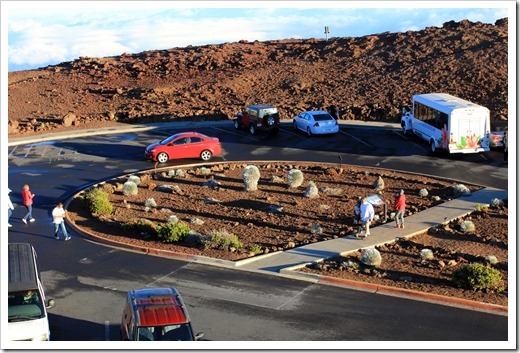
[52,202,70,241]
[393,189,406,229]
[503,130,508,163]
[21,184,35,224]
[8,188,14,228]
[358,197,375,238]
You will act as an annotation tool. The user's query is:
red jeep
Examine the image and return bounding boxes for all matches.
[233,104,280,135]
[120,287,204,341]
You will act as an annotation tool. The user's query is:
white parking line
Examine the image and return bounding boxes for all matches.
[9,145,18,156]
[211,126,262,142]
[392,130,428,153]
[340,130,372,147]
[23,146,33,157]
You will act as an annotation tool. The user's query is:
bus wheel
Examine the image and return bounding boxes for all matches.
[430,141,437,154]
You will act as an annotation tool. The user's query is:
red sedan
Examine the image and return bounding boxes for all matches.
[145,132,222,163]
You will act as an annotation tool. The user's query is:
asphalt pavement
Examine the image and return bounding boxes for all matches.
[9,119,509,315]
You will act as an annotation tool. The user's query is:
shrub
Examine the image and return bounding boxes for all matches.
[490,198,504,209]
[168,215,179,224]
[287,169,304,188]
[196,167,212,176]
[127,175,141,186]
[485,255,498,265]
[453,184,471,198]
[145,198,157,208]
[249,244,263,255]
[144,198,157,212]
[460,220,476,233]
[123,218,159,236]
[169,169,186,178]
[360,248,382,267]
[304,181,319,198]
[451,263,504,291]
[205,229,243,250]
[123,181,138,196]
[83,187,113,216]
[420,249,434,260]
[310,224,323,235]
[158,222,191,243]
[418,188,428,197]
[242,165,261,191]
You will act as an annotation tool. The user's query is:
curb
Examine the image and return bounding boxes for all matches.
[279,264,507,316]
[7,119,401,147]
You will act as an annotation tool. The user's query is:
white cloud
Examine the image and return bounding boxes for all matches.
[4,3,512,71]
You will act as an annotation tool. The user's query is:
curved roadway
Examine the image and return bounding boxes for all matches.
[6,121,510,347]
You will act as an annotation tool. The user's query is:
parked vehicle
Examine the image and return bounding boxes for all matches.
[145,132,222,163]
[401,93,490,154]
[233,104,280,135]
[121,287,204,341]
[293,110,339,137]
[8,243,56,341]
[489,127,507,149]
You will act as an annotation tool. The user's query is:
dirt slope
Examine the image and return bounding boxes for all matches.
[8,18,508,137]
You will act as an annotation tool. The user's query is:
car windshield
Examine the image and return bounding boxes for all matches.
[137,324,194,341]
[313,113,334,121]
[160,134,181,145]
[8,290,45,321]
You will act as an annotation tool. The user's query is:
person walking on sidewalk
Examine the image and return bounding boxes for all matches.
[21,184,35,224]
[394,189,406,229]
[358,197,375,238]
[52,202,70,241]
[8,188,14,228]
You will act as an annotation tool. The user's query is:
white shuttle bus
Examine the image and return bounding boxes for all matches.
[401,93,490,154]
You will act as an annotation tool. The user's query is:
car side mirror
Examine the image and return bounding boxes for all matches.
[195,332,205,340]
[46,298,56,310]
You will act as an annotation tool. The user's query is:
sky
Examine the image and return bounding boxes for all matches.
[1,1,513,72]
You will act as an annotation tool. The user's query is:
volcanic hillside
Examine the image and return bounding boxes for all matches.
[7,18,508,137]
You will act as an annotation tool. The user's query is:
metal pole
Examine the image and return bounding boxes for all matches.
[324,26,329,41]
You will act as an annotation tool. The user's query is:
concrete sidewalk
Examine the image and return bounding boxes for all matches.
[236,187,507,273]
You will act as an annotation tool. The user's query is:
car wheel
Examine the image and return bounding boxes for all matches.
[249,124,256,135]
[233,119,241,130]
[401,123,408,135]
[200,150,212,161]
[157,152,169,163]
[306,127,312,137]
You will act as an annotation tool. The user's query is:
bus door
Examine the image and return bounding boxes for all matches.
[453,116,485,151]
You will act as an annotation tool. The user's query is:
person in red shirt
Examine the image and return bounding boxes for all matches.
[21,184,35,224]
[393,189,406,229]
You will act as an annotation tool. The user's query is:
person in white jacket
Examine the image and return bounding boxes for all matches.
[7,188,14,228]
[358,197,375,238]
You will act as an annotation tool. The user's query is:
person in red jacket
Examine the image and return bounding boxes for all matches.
[21,184,35,224]
[393,189,406,229]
